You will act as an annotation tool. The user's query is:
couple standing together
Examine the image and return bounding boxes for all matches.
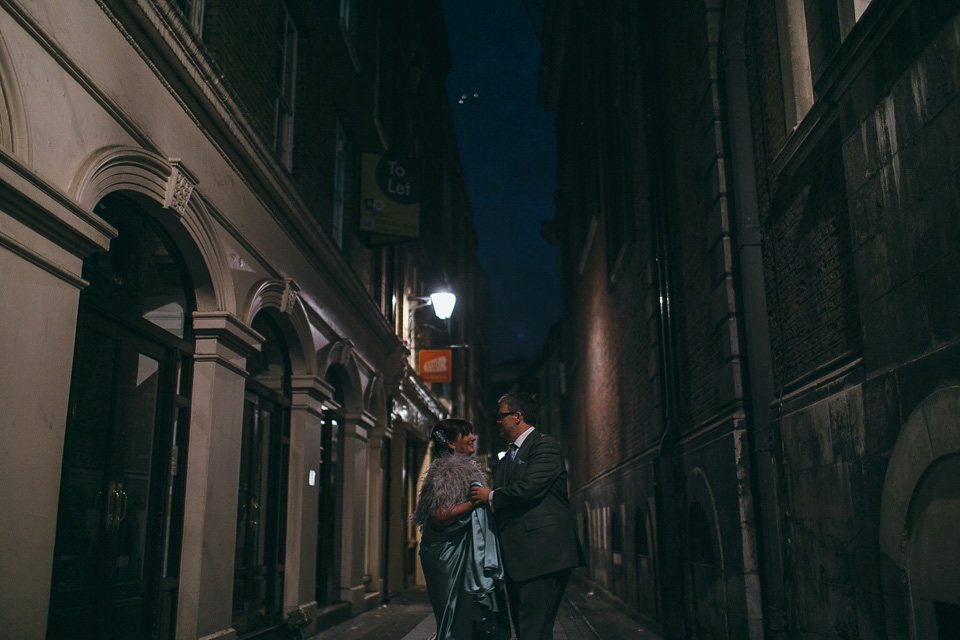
[412,392,585,640]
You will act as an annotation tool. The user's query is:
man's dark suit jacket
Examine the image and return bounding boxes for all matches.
[492,429,584,582]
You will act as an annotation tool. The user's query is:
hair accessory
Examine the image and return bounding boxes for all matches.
[431,427,448,452]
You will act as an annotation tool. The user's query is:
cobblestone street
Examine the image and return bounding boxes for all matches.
[308,581,660,640]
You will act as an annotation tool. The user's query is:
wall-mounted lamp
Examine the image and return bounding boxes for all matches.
[408,291,457,320]
[429,292,457,319]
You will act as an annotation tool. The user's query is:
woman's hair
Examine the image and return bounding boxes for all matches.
[430,418,473,457]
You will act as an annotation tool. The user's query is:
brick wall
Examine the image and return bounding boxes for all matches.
[761,140,861,389]
[662,0,725,428]
[203,0,280,142]
[555,1,663,488]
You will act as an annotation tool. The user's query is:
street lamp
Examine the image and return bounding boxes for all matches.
[408,291,457,320]
[428,292,457,319]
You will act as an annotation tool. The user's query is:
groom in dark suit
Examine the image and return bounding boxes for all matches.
[471,392,584,640]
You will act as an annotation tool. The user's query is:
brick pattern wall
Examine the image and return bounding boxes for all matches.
[761,141,861,389]
[203,0,281,143]
[556,2,753,633]
[660,0,733,429]
[556,1,662,488]
[748,0,788,158]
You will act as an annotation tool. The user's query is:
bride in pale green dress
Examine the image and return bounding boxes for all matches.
[412,419,511,640]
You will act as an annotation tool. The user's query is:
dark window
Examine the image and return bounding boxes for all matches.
[332,119,346,247]
[317,370,345,605]
[687,502,714,566]
[611,509,623,554]
[233,314,292,636]
[274,2,298,168]
[635,507,650,556]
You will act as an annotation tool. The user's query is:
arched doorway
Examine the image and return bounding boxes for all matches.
[686,501,725,639]
[232,313,292,639]
[316,369,345,607]
[906,454,960,638]
[47,193,195,640]
[879,384,960,640]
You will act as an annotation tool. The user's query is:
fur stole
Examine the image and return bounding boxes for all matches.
[411,454,487,527]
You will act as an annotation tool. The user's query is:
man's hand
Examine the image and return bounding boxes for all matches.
[471,485,491,506]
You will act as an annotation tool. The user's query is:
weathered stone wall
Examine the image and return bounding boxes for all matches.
[747,0,960,636]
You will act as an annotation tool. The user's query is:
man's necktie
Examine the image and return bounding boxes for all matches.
[506,443,518,478]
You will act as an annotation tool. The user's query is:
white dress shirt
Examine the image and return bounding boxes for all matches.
[489,426,535,511]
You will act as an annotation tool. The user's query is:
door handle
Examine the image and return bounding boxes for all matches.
[249,499,260,529]
[105,481,128,530]
[106,481,120,530]
[117,483,128,524]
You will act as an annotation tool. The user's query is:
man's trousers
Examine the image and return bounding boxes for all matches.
[505,568,571,640]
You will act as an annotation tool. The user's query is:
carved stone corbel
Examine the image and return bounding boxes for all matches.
[164,158,198,217]
[281,277,301,315]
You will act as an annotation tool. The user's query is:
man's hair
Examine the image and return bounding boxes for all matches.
[498,392,538,426]
[430,418,474,457]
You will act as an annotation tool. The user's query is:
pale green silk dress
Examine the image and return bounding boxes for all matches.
[419,498,511,639]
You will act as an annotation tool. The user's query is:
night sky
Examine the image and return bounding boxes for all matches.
[443,0,561,366]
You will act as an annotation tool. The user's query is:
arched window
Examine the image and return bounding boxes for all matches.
[49,193,195,639]
[84,195,192,338]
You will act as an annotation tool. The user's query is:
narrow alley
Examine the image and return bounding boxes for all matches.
[1,0,959,639]
[309,582,659,640]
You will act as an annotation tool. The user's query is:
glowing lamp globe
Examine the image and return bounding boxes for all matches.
[429,292,457,320]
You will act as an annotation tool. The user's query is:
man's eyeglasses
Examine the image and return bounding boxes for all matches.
[496,411,518,422]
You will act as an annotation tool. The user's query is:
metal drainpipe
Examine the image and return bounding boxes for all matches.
[641,2,686,636]
[721,1,788,637]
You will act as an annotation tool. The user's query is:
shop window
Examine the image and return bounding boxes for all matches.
[233,313,291,637]
[273,2,298,169]
[49,193,194,639]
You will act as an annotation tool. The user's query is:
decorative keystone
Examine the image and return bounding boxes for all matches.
[164,158,198,216]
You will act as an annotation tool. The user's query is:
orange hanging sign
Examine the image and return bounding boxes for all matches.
[418,349,453,383]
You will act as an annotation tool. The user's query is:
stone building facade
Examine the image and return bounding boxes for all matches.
[0,1,488,639]
[538,0,960,638]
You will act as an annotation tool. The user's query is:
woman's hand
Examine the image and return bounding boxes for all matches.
[470,485,491,506]
[432,500,474,526]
